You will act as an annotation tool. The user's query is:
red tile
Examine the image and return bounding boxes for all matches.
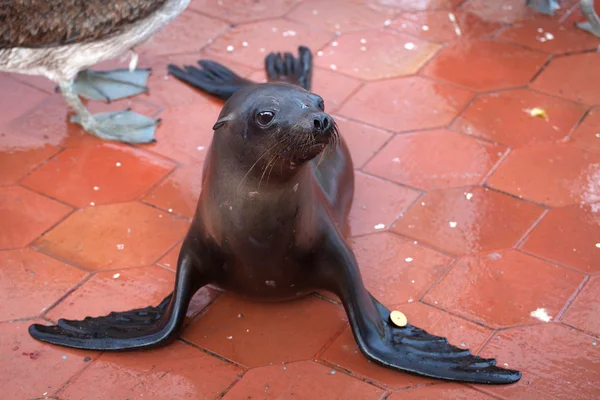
[249,67,362,113]
[5,71,55,94]
[322,302,492,389]
[22,143,174,208]
[487,143,600,207]
[364,130,505,190]
[521,204,600,274]
[140,103,219,164]
[531,52,600,106]
[0,130,60,186]
[59,341,243,400]
[46,266,174,321]
[390,11,502,44]
[369,0,464,12]
[571,107,600,154]
[349,172,420,236]
[0,248,87,321]
[288,0,394,33]
[498,19,600,54]
[34,202,188,271]
[139,9,228,57]
[183,294,346,368]
[315,30,442,80]
[222,360,385,399]
[0,74,48,126]
[392,186,544,255]
[421,39,548,91]
[190,0,302,23]
[460,0,537,23]
[351,232,453,305]
[0,319,95,399]
[339,77,474,132]
[478,324,600,399]
[206,19,335,69]
[156,241,182,271]
[0,186,72,250]
[425,250,583,328]
[143,163,203,219]
[562,276,600,336]
[389,384,495,399]
[333,117,391,169]
[452,89,587,148]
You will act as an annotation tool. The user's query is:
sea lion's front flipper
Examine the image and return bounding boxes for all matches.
[28,249,207,351]
[315,231,521,385]
[167,60,253,101]
[265,46,313,91]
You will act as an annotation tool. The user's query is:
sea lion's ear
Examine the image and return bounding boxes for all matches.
[212,115,233,131]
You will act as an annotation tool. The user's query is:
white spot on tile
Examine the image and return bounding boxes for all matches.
[530,308,552,323]
[330,64,337,70]
[113,273,120,279]
[168,208,173,213]
[384,20,392,27]
[93,186,99,191]
[595,243,600,248]
[197,146,205,151]
[404,42,416,50]
[115,162,121,167]
[116,244,124,250]
[465,192,473,200]
[422,25,429,31]
[282,30,297,37]
[374,223,386,230]
[226,336,233,339]
[360,38,367,44]
[226,45,234,52]
[544,32,554,40]
[392,157,401,163]
[332,41,338,47]
[89,202,95,206]
[317,51,323,56]
[405,257,413,262]
[242,41,248,47]
[449,221,457,228]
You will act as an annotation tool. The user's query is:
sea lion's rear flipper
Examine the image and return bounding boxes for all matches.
[316,232,521,385]
[167,60,253,101]
[265,46,313,91]
[28,251,206,351]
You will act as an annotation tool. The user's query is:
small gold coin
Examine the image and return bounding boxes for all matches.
[390,310,407,327]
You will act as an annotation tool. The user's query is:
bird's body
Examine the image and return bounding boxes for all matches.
[0,0,191,143]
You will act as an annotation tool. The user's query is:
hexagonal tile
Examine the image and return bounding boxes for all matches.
[460,0,537,23]
[452,89,587,148]
[364,129,506,190]
[392,186,544,255]
[45,266,174,321]
[0,248,87,322]
[315,30,442,80]
[21,143,175,208]
[143,163,204,219]
[487,143,600,207]
[339,77,474,132]
[421,39,548,91]
[190,0,302,24]
[0,319,95,399]
[139,9,229,57]
[205,19,335,69]
[33,202,188,271]
[0,186,72,250]
[562,276,600,336]
[424,250,583,328]
[334,117,391,169]
[222,360,385,399]
[59,341,243,400]
[388,384,495,399]
[0,130,60,186]
[0,74,48,126]
[368,0,464,12]
[571,107,600,154]
[478,324,600,399]
[321,302,492,389]
[531,52,600,105]
[349,172,420,236]
[390,11,502,44]
[498,19,600,54]
[183,294,346,368]
[288,0,394,33]
[140,103,220,164]
[352,232,453,305]
[521,204,600,274]
[249,67,362,113]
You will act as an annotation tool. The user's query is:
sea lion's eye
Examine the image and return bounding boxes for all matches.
[256,111,275,126]
[318,100,325,111]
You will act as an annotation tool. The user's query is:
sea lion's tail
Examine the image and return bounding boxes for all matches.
[28,256,200,351]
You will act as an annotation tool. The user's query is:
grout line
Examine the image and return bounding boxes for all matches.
[515,247,592,276]
[39,273,94,319]
[418,258,458,302]
[555,275,590,321]
[514,208,549,248]
[179,337,249,371]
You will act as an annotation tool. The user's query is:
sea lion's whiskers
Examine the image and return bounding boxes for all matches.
[237,139,283,190]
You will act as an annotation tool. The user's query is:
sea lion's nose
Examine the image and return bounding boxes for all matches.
[313,112,332,132]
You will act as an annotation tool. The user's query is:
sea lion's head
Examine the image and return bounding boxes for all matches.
[212,83,339,174]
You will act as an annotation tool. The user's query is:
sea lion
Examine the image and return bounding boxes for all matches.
[28,47,521,385]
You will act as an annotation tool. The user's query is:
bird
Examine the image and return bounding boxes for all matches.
[526,0,600,38]
[0,0,190,143]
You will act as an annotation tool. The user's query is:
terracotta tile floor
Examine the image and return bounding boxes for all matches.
[1,1,600,399]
